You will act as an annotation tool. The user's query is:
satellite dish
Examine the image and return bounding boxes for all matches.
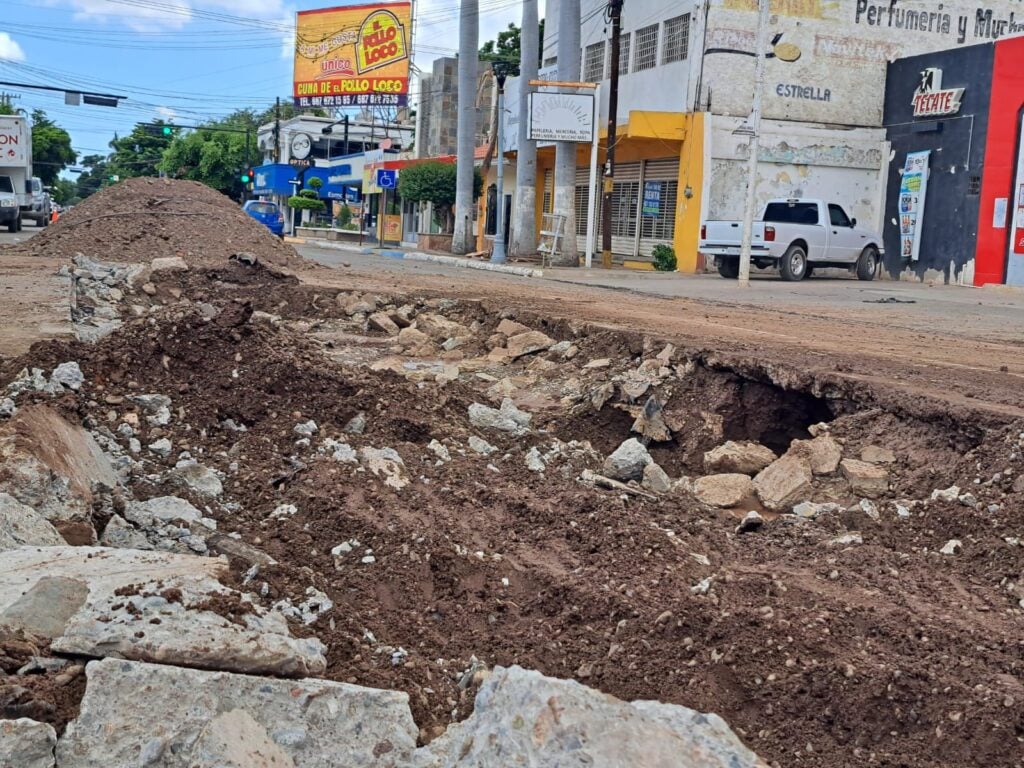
[773,42,802,63]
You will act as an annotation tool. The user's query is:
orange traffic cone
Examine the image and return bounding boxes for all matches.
[50,209,59,224]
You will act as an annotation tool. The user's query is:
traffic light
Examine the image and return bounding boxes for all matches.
[240,170,253,184]
[161,125,173,137]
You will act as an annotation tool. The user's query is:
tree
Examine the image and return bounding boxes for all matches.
[398,161,482,234]
[107,121,174,181]
[50,178,78,205]
[160,126,250,199]
[30,110,77,186]
[75,154,112,200]
[479,19,544,76]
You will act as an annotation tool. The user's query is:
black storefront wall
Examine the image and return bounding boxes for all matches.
[883,43,994,280]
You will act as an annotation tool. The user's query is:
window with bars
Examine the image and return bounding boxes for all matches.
[542,169,553,214]
[574,184,601,236]
[609,181,640,238]
[618,33,631,75]
[633,24,659,72]
[583,41,606,82]
[663,14,690,63]
[639,180,678,241]
[543,56,558,68]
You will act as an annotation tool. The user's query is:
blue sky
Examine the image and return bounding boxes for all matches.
[0,0,530,164]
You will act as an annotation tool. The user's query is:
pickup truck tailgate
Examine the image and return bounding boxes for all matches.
[701,220,770,251]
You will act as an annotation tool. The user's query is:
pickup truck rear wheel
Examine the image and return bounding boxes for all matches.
[717,258,739,279]
[779,245,808,282]
[856,246,879,281]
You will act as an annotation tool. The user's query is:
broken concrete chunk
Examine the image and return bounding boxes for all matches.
[641,462,673,494]
[495,319,530,336]
[703,441,777,476]
[0,493,65,551]
[190,709,296,768]
[50,361,85,391]
[840,459,890,498]
[98,514,151,550]
[787,434,842,476]
[125,496,203,525]
[428,440,451,462]
[169,461,223,497]
[930,485,961,503]
[150,256,189,272]
[0,575,90,639]
[58,658,417,768]
[602,438,653,482]
[827,532,864,548]
[0,718,56,768]
[358,447,410,490]
[753,454,814,513]
[791,501,843,519]
[414,665,766,768]
[0,405,119,523]
[148,437,172,457]
[860,445,896,464]
[415,313,470,342]
[693,474,754,508]
[468,436,497,455]
[344,412,367,435]
[0,397,16,419]
[631,395,672,443]
[505,330,556,359]
[468,399,532,435]
[939,539,963,555]
[368,312,401,336]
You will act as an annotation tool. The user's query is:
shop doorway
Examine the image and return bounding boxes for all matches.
[1006,108,1024,286]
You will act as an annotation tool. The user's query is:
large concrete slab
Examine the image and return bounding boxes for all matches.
[57,658,418,768]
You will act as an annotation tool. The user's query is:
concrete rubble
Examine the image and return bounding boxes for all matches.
[753,454,814,512]
[693,474,754,508]
[703,440,777,476]
[602,438,652,481]
[0,493,65,550]
[0,718,57,768]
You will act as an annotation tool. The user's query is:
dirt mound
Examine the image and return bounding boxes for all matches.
[5,283,1024,767]
[3,177,302,271]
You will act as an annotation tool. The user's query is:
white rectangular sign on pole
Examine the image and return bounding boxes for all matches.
[528,92,595,143]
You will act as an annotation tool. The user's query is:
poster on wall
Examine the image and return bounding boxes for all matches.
[293,2,411,108]
[898,151,930,262]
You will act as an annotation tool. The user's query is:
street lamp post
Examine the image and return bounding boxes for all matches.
[491,62,510,264]
[737,0,772,287]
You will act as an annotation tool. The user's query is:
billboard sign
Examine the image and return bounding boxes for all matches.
[294,2,411,109]
[528,93,595,143]
[898,151,930,263]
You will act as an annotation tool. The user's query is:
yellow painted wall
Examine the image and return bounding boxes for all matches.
[675,112,705,273]
[527,111,706,271]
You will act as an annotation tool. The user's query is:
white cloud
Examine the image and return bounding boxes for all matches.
[0,33,27,62]
[155,106,177,121]
[46,0,290,33]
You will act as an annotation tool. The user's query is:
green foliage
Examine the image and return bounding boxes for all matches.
[50,178,78,205]
[0,97,19,115]
[74,154,111,200]
[397,161,482,234]
[307,176,323,190]
[30,110,77,186]
[652,244,677,272]
[159,124,251,198]
[108,121,174,181]
[478,20,544,76]
[287,185,326,213]
[337,204,353,229]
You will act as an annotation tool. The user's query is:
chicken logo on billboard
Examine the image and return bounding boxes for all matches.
[294,2,411,109]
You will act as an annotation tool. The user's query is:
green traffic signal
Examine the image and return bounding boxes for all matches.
[162,126,173,136]
[240,172,252,184]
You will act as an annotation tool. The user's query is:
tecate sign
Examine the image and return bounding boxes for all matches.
[912,67,964,118]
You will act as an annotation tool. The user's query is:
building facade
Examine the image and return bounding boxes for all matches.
[528,0,1024,273]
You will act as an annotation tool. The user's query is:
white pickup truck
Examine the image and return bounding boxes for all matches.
[700,199,883,282]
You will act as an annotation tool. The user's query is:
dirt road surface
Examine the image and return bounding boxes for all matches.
[0,225,72,358]
[294,243,1024,420]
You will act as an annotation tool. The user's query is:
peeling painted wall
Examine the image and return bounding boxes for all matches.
[696,0,1024,127]
[707,114,888,227]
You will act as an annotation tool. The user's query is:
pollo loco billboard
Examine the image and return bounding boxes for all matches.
[294,2,411,108]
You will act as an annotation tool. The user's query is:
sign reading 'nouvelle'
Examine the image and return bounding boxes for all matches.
[912,68,964,118]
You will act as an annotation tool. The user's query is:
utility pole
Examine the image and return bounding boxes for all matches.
[274,97,281,164]
[510,0,539,258]
[453,0,479,254]
[738,0,771,287]
[491,63,509,263]
[601,0,623,269]
[552,0,581,266]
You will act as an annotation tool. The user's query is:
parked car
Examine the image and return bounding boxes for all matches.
[700,199,884,282]
[243,199,285,238]
[0,175,20,233]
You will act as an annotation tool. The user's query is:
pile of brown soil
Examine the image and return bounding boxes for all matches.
[3,177,302,271]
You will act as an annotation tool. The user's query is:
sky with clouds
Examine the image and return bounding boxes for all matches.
[0,0,534,166]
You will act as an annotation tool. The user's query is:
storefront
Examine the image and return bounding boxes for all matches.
[884,36,1024,286]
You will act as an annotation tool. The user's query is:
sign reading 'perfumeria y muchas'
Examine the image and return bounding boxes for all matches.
[294,2,411,108]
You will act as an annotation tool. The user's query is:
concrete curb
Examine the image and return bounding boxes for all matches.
[302,240,544,278]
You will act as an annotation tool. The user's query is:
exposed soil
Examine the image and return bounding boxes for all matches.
[0,629,86,735]
[2,178,1024,765]
[5,270,1023,767]
[0,177,301,271]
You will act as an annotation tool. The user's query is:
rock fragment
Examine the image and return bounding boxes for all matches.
[703,441,777,476]
[787,434,842,475]
[641,463,673,494]
[693,474,753,508]
[602,438,652,482]
[0,718,56,768]
[505,330,556,359]
[50,362,85,391]
[0,494,64,551]
[840,459,889,497]
[468,399,532,435]
[753,454,813,512]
